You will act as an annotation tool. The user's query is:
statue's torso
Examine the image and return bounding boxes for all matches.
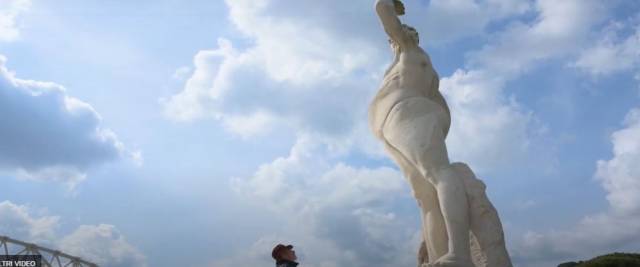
[392,48,439,96]
[369,47,442,138]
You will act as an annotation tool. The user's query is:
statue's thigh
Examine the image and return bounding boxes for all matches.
[384,142,437,205]
[383,98,450,177]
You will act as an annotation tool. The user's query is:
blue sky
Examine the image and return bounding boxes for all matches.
[1,0,639,266]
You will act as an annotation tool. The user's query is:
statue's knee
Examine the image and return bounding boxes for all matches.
[413,189,427,202]
[427,164,461,186]
[415,153,449,182]
[415,165,436,184]
[415,198,434,212]
[412,184,428,200]
[414,190,438,211]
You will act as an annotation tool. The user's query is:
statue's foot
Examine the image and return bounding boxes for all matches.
[421,253,474,267]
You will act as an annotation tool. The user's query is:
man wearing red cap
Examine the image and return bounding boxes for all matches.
[271,244,299,267]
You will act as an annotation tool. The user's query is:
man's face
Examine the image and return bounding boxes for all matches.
[281,247,297,261]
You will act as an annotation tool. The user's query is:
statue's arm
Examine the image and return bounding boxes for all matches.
[375,0,408,47]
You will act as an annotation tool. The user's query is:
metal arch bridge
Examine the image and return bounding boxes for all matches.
[0,236,98,267]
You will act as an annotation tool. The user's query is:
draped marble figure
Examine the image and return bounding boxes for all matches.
[368,0,513,266]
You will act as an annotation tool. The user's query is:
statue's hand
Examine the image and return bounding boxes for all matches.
[393,0,405,16]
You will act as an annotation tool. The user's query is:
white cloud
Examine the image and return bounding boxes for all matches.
[15,166,87,191]
[0,201,147,267]
[162,38,236,121]
[60,224,147,267]
[440,70,534,171]
[0,55,134,187]
[163,0,382,145]
[171,66,192,81]
[221,111,276,138]
[469,0,607,75]
[232,136,406,212]
[0,0,29,42]
[596,108,640,214]
[0,201,59,244]
[573,20,640,76]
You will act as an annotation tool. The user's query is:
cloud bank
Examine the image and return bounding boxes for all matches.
[0,56,134,188]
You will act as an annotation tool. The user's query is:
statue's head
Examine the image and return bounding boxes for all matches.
[388,24,419,53]
[402,24,419,45]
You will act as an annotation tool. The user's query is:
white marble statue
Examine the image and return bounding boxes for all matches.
[368,1,513,266]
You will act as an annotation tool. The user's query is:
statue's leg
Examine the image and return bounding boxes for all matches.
[453,163,513,267]
[382,98,473,267]
[417,135,473,267]
[418,239,429,266]
[384,142,448,263]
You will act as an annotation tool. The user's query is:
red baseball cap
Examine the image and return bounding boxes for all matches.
[271,244,293,260]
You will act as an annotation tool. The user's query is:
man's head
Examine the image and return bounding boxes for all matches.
[388,24,419,53]
[272,244,297,262]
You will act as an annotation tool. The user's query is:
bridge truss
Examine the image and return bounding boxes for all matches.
[0,236,98,267]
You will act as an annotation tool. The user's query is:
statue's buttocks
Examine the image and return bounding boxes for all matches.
[368,50,441,139]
